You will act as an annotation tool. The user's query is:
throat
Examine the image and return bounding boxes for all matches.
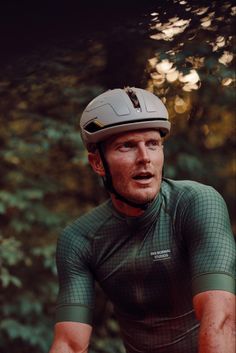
[111,194,146,217]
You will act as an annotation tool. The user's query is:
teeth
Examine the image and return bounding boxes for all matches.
[133,174,152,180]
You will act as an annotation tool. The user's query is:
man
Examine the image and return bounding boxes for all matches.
[49,87,235,353]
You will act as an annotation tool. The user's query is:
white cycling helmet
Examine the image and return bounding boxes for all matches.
[80,87,170,149]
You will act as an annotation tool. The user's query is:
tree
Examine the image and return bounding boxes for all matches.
[0,1,235,352]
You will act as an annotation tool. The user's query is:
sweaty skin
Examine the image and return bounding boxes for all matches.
[194,290,236,353]
[89,130,164,216]
[49,322,92,353]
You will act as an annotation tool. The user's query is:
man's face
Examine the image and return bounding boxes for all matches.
[103,129,164,205]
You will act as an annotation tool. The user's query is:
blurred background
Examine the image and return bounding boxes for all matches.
[0,1,235,352]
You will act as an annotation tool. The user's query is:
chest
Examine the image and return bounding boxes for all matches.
[91,210,190,316]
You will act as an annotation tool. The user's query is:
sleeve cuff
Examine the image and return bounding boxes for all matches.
[55,304,93,325]
[192,273,235,296]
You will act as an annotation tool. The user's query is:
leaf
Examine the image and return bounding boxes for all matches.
[0,202,6,214]
[0,268,22,288]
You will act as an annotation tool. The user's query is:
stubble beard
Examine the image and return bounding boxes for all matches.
[114,173,162,205]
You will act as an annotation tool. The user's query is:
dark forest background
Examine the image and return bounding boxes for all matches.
[0,1,235,352]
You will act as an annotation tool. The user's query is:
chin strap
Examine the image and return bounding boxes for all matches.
[97,144,151,211]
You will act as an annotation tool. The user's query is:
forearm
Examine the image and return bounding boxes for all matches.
[49,341,88,353]
[198,316,236,353]
[49,322,92,353]
[193,291,236,353]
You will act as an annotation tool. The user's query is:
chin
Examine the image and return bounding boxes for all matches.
[127,189,158,204]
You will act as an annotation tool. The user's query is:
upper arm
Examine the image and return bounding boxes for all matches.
[55,226,95,324]
[181,185,235,296]
[50,322,92,352]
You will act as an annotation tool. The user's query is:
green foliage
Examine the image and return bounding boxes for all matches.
[0,1,235,353]
[0,235,23,288]
[0,318,53,352]
[0,59,107,352]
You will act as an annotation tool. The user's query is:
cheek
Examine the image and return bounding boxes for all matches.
[152,150,164,166]
[108,154,133,171]
[159,148,164,161]
[108,159,134,185]
[159,153,164,166]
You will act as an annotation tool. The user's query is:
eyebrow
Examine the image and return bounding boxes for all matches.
[113,136,162,146]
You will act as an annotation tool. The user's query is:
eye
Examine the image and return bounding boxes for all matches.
[118,141,134,151]
[147,139,162,149]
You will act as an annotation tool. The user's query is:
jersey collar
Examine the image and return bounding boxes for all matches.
[111,191,163,230]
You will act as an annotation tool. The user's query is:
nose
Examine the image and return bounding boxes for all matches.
[136,143,150,164]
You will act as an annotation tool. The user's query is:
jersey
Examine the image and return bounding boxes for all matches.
[55,178,235,353]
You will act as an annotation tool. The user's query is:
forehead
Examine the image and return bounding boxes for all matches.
[104,129,161,146]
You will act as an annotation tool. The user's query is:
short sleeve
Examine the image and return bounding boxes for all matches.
[181,185,235,295]
[55,224,95,325]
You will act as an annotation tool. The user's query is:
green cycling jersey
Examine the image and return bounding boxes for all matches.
[55,178,235,353]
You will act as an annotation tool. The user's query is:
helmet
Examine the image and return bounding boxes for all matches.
[80,87,170,149]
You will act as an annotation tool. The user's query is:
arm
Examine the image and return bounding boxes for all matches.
[180,185,235,350]
[193,290,236,353]
[49,322,92,353]
[50,223,95,353]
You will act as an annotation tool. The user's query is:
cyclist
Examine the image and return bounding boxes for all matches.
[49,87,235,353]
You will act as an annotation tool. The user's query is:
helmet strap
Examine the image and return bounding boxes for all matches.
[97,144,151,211]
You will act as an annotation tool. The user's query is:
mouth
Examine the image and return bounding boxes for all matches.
[132,172,154,181]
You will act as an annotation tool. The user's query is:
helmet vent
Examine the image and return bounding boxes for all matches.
[124,87,141,110]
[84,118,168,133]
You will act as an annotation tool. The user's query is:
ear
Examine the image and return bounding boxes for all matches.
[88,152,105,177]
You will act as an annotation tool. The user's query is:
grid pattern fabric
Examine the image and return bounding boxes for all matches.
[55,178,235,352]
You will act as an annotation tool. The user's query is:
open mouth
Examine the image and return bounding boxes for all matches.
[132,172,154,180]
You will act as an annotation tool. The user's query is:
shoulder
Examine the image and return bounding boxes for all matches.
[161,178,225,208]
[57,200,113,251]
[162,177,217,195]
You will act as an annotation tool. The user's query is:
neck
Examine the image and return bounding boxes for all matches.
[111,194,146,217]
